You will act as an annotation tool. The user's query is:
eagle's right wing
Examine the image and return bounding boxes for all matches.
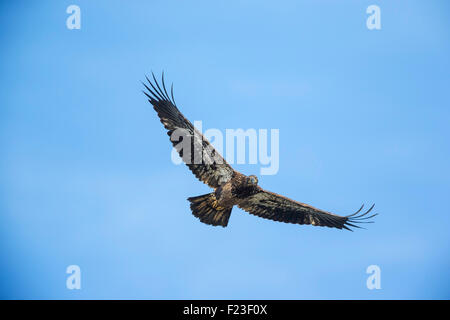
[143,73,235,188]
[238,188,377,231]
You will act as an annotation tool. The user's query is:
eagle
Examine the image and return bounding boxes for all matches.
[143,73,376,231]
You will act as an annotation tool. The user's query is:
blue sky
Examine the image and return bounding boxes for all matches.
[1,0,449,299]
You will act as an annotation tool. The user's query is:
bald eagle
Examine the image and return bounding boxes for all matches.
[143,73,376,231]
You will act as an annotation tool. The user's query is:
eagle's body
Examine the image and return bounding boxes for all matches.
[188,171,257,227]
[143,73,376,230]
[216,176,244,208]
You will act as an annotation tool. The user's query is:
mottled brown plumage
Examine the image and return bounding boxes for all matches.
[143,73,376,230]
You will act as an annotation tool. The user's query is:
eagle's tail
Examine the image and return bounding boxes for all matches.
[187,193,232,227]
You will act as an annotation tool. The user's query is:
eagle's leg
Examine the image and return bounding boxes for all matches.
[187,193,233,227]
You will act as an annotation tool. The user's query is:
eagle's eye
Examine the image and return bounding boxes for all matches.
[248,175,258,186]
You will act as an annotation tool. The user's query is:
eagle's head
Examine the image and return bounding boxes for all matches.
[247,175,258,186]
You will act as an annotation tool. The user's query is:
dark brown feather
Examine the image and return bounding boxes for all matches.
[237,188,376,231]
[144,73,235,188]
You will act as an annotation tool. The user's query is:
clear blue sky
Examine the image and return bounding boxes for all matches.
[1,0,449,299]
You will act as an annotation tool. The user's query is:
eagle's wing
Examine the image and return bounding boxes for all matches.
[143,73,235,188]
[238,188,376,231]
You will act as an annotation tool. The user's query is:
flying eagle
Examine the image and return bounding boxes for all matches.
[143,73,376,231]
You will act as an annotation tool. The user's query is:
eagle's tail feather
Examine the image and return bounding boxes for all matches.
[188,193,232,227]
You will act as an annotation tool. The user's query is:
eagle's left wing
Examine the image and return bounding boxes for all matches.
[143,73,235,188]
[238,188,376,231]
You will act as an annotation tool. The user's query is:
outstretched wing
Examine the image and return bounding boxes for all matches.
[238,188,377,231]
[143,73,235,188]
